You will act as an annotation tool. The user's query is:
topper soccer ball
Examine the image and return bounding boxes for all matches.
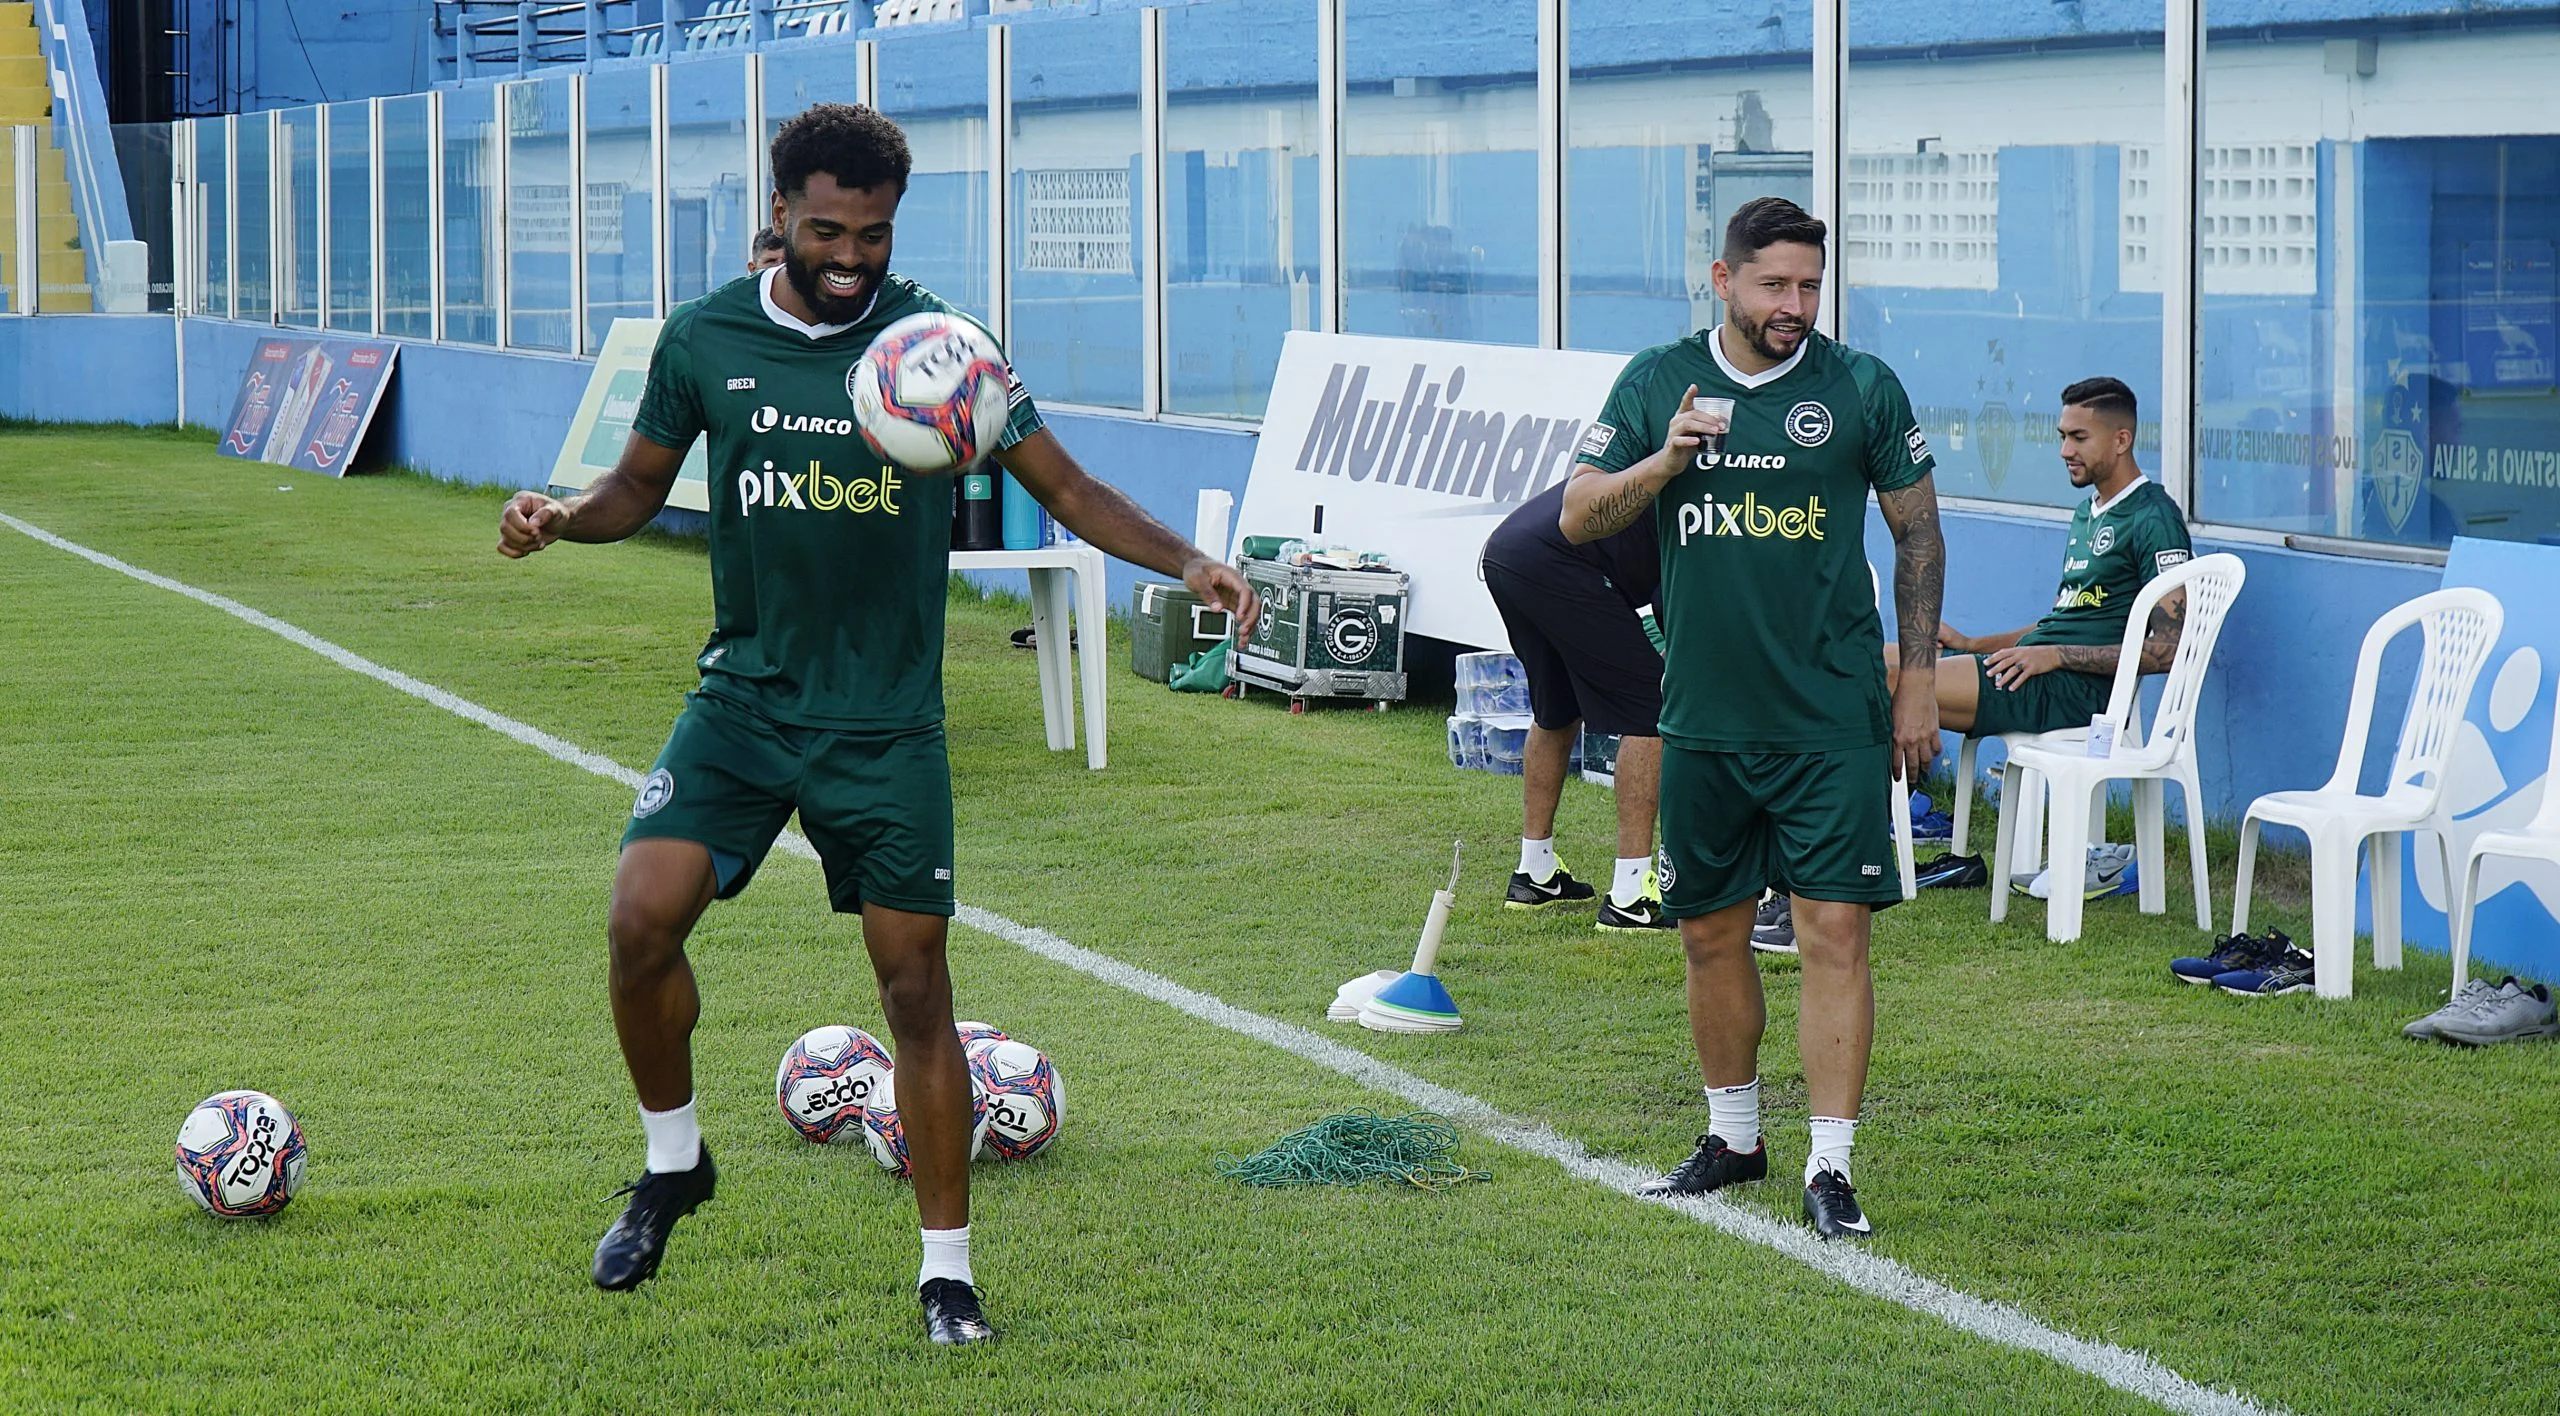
[847,312,1011,473]
[860,1070,994,1176]
[775,1025,895,1145]
[954,1020,1008,1047]
[175,1090,307,1218]
[967,1038,1064,1162]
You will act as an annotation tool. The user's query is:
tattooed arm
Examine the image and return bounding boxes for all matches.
[1982,588,2185,686]
[1876,474,1945,785]
[1560,384,1723,544]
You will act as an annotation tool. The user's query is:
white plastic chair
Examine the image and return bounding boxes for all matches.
[1872,565,1918,901]
[2232,588,2505,999]
[1990,554,2246,943]
[2454,705,2560,988]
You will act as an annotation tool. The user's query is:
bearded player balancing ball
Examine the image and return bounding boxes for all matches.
[848,311,1012,473]
[175,1089,308,1219]
[965,1038,1065,1162]
[775,1025,895,1145]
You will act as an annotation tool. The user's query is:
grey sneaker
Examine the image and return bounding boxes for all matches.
[2403,977,2502,1041]
[2009,844,2135,899]
[2436,979,2559,1046]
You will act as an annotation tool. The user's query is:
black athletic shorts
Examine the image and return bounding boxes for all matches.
[1481,554,1664,738]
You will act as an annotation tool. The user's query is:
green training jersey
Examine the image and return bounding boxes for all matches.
[1580,328,1934,753]
[632,269,1044,730]
[2018,478,2192,648]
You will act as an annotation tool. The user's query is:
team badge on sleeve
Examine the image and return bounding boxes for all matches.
[1905,426,1932,464]
[1576,423,1616,460]
[2155,548,2192,573]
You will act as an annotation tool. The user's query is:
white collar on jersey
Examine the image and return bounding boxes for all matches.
[757,264,880,340]
[1709,324,1809,389]
[2089,473,2151,518]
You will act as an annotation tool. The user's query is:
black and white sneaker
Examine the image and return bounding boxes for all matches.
[1505,867,1596,911]
[1596,893,1674,933]
[1802,1166,1871,1239]
[1750,895,1796,955]
[920,1277,998,1346]
[1636,1134,1768,1196]
[592,1143,717,1291]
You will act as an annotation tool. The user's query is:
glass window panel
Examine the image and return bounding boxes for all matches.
[107,123,176,313]
[36,123,93,311]
[762,39,862,152]
[584,67,658,347]
[507,76,575,351]
[278,106,320,327]
[328,103,372,331]
[237,115,272,320]
[2198,14,2560,549]
[665,55,752,306]
[381,95,433,338]
[442,88,500,345]
[1845,15,2163,510]
[1342,0,1537,347]
[1161,0,1318,419]
[193,119,228,317]
[1565,1,1811,356]
[0,129,15,314]
[875,26,988,323]
[1008,12,1143,409]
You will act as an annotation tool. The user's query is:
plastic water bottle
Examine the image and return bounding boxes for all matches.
[1001,471,1044,550]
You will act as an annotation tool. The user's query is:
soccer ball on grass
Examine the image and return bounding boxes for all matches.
[175,1089,307,1218]
[775,1025,895,1145]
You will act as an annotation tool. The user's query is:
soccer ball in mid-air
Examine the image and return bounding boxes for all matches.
[775,1025,894,1145]
[967,1038,1064,1162]
[860,1071,993,1176]
[848,312,1010,473]
[175,1090,307,1218]
[954,1020,1008,1047]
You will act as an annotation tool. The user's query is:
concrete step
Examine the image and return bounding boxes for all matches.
[0,88,48,123]
[0,53,42,89]
[0,26,36,58]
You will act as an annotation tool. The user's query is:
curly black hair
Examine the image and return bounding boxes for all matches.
[770,103,912,198]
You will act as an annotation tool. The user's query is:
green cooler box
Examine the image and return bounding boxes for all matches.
[1130,580,1235,683]
[1231,557,1410,704]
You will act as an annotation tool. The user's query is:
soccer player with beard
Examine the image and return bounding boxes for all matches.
[1561,197,1944,1239]
[495,104,1258,1342]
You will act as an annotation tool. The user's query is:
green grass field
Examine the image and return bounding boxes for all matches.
[0,426,2551,1414]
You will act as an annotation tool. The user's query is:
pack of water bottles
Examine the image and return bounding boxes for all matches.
[1446,653,1577,776]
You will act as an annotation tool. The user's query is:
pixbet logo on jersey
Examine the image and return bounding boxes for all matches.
[736,458,904,516]
[1674,491,1829,544]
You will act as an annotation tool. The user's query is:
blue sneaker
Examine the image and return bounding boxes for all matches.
[2170,929,2289,985]
[2215,945,2317,997]
[1906,792,1955,844]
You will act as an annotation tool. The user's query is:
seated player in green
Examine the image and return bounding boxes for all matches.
[495,103,1257,1346]
[1896,377,2193,735]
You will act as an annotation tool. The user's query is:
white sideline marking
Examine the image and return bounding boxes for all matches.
[3,509,2275,1416]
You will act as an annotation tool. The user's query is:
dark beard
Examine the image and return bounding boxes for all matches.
[783,247,879,324]
[1732,309,1807,364]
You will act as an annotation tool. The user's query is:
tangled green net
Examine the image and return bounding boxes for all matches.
[1216,1110,1491,1192]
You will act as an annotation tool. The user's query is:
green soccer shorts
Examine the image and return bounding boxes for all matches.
[621,690,956,917]
[1966,658,2113,738]
[1657,742,1903,918]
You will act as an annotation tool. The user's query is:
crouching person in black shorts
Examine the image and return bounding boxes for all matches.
[1481,476,1670,933]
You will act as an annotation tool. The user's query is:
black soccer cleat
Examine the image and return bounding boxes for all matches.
[1505,868,1597,911]
[1803,1166,1872,1240]
[920,1277,998,1346]
[1596,893,1675,933]
[1636,1134,1768,1196]
[592,1142,717,1291]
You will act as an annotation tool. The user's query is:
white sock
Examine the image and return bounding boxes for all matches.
[1518,836,1558,881]
[1610,856,1652,906]
[1704,1079,1760,1152]
[1807,1115,1857,1185]
[919,1225,974,1289]
[640,1098,702,1174]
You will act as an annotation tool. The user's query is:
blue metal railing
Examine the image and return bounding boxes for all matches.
[31,0,133,304]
